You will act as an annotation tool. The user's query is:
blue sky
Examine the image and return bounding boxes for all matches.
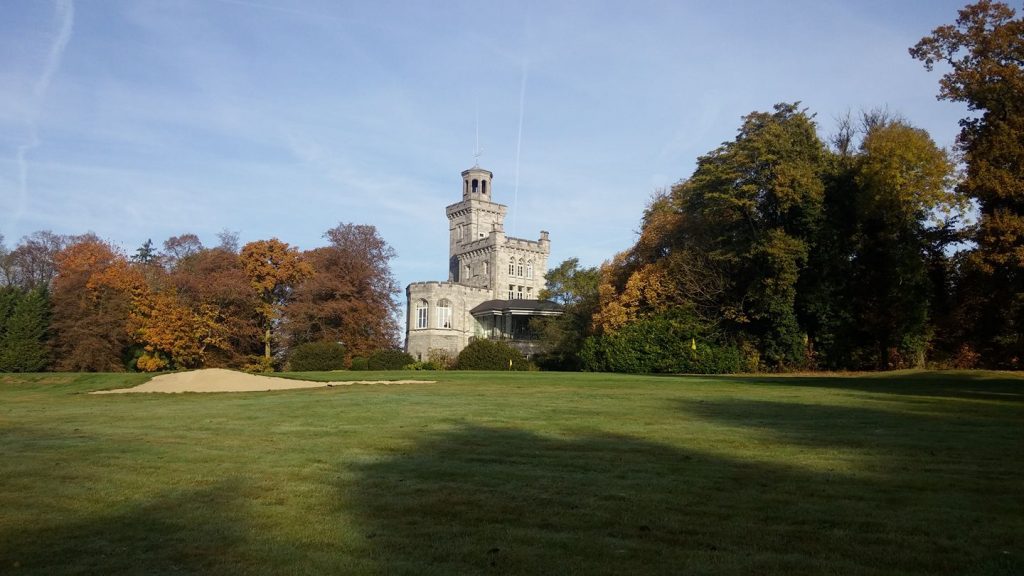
[2,0,971,292]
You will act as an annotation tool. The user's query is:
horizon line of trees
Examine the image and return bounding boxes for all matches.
[534,1,1023,373]
[0,224,402,373]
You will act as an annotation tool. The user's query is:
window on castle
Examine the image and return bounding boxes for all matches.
[508,258,515,275]
[457,225,464,240]
[526,260,533,279]
[436,299,452,329]
[416,299,428,329]
[483,261,489,275]
[465,263,472,278]
[526,287,533,299]
[482,181,487,195]
[472,179,479,194]
[517,258,524,277]
[508,284,514,300]
[517,285,524,299]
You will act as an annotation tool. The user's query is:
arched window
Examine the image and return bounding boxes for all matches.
[472,179,479,194]
[415,299,429,329]
[517,258,524,278]
[508,257,515,275]
[465,263,472,278]
[526,260,533,279]
[483,261,489,275]
[436,299,452,329]
[457,225,464,240]
[482,181,487,195]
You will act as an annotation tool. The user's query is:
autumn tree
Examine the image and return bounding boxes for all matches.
[2,231,69,290]
[911,1,1024,365]
[127,289,225,371]
[50,236,141,371]
[240,238,312,365]
[285,223,400,358]
[167,246,263,368]
[162,234,204,270]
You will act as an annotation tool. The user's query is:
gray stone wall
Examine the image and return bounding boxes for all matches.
[405,282,492,361]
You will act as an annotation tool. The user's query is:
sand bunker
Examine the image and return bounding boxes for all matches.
[91,368,435,394]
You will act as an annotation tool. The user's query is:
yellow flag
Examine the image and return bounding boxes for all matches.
[691,338,697,351]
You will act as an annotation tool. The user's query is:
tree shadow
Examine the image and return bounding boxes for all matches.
[339,424,1022,575]
[675,397,1024,465]
[689,371,1024,402]
[0,481,253,575]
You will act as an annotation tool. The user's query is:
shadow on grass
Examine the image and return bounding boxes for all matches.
[676,397,1024,465]
[340,424,1022,576]
[0,481,251,575]
[689,371,1024,402]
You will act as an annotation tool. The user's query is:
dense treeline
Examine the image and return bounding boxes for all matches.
[0,224,400,372]
[537,1,1023,372]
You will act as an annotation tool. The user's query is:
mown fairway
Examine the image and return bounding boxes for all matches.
[1,370,1021,575]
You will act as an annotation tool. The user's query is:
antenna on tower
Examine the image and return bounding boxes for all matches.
[474,104,483,167]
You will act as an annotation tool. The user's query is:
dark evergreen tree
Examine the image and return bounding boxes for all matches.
[0,288,50,372]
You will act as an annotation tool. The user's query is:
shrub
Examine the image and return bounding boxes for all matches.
[288,341,346,372]
[456,339,529,371]
[580,315,743,374]
[350,356,369,371]
[136,352,169,372]
[367,349,415,370]
[427,348,456,370]
[242,355,275,373]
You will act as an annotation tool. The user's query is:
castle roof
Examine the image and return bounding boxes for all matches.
[470,299,563,317]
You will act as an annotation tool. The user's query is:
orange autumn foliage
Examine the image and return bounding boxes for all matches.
[128,290,225,371]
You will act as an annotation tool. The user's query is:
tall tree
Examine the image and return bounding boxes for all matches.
[285,224,400,357]
[674,103,827,368]
[840,120,955,368]
[0,287,50,372]
[3,231,69,290]
[240,238,312,364]
[168,246,263,368]
[162,234,204,270]
[50,236,140,371]
[133,239,158,265]
[911,1,1024,366]
[533,258,601,370]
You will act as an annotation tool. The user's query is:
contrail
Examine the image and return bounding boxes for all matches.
[512,59,528,237]
[13,0,75,228]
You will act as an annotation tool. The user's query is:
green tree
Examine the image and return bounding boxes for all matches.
[0,288,50,372]
[133,239,158,265]
[911,1,1024,366]
[674,103,827,368]
[533,258,600,370]
[803,116,958,369]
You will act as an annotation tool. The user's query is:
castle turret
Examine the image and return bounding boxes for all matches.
[461,166,493,200]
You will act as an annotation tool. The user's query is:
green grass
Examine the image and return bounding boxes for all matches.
[1,370,1022,575]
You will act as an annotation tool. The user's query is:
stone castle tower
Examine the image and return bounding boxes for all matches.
[405,166,560,361]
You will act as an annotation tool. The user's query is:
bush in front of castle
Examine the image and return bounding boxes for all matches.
[456,339,529,371]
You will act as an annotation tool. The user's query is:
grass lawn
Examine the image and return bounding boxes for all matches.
[0,370,1022,575]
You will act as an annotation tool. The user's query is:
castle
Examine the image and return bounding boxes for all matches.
[405,165,562,361]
